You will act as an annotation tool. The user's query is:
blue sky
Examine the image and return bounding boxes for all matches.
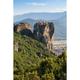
[14,0,66,15]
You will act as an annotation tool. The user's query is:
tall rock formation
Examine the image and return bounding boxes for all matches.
[33,21,54,50]
[14,21,54,51]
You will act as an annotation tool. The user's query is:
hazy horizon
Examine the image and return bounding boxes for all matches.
[14,11,66,16]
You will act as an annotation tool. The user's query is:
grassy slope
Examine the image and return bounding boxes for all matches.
[14,33,66,80]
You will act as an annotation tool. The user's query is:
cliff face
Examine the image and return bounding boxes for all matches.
[33,21,54,50]
[14,21,54,50]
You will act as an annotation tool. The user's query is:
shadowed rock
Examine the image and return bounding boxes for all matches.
[33,21,54,50]
[14,22,33,37]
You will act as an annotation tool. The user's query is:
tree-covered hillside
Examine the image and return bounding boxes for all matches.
[14,32,66,80]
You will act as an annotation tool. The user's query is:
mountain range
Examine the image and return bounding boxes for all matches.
[14,11,66,40]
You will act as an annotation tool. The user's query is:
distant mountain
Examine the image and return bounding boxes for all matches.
[53,15,66,40]
[14,11,66,40]
[14,11,66,22]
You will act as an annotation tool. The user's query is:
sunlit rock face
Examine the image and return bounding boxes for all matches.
[33,21,54,50]
[14,22,33,37]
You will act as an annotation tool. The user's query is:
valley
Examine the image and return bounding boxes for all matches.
[52,40,66,55]
[14,11,67,80]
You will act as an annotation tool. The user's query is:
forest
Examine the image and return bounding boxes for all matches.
[14,32,66,80]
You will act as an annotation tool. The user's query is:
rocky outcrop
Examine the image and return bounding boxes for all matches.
[14,22,33,37]
[14,42,19,52]
[33,21,54,50]
[14,21,54,51]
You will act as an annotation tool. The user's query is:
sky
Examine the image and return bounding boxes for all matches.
[14,0,66,15]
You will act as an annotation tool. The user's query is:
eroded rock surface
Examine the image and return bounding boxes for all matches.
[14,21,54,51]
[14,22,33,37]
[33,21,54,50]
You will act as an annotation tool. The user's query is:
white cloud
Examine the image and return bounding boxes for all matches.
[14,5,66,15]
[26,2,47,6]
